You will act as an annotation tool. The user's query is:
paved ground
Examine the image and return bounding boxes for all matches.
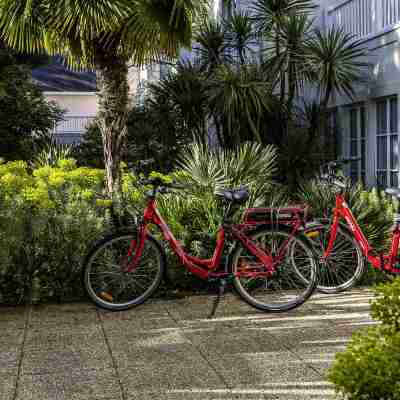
[0,288,377,400]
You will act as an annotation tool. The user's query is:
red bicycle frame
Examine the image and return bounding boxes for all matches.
[125,198,304,281]
[324,193,400,273]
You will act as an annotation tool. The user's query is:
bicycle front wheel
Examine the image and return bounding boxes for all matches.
[301,222,365,294]
[231,225,318,312]
[83,231,165,311]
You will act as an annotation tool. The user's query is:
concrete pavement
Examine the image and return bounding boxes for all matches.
[0,289,376,400]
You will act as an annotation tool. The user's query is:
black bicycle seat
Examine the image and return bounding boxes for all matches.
[216,187,249,205]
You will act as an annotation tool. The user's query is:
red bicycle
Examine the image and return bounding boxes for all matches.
[296,158,400,293]
[83,177,318,312]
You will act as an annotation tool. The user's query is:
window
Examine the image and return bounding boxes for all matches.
[349,105,367,183]
[328,0,400,39]
[376,97,399,187]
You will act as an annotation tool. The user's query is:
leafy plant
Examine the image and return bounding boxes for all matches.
[328,278,400,399]
[0,159,109,304]
[371,278,400,330]
[0,45,64,161]
[305,27,370,108]
[33,139,72,167]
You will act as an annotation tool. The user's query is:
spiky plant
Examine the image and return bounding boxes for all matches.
[225,10,255,65]
[207,64,274,146]
[147,61,208,142]
[176,141,278,206]
[304,27,370,108]
[194,18,231,72]
[33,142,72,168]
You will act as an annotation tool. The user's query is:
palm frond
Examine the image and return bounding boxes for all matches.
[224,10,255,64]
[305,26,370,105]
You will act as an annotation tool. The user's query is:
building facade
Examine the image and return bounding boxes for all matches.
[316,0,400,188]
[32,59,168,145]
[227,0,400,188]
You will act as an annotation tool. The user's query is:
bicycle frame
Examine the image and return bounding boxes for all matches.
[324,193,400,273]
[125,198,302,281]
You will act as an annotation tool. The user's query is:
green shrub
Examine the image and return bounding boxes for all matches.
[0,159,110,304]
[328,278,400,399]
[328,326,400,400]
[0,47,64,161]
[371,278,400,330]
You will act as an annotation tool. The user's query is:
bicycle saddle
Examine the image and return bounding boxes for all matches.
[385,188,400,199]
[217,187,249,204]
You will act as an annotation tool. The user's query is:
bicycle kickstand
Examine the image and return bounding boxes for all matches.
[208,279,227,319]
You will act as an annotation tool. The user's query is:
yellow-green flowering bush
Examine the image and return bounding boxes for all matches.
[328,278,400,399]
[0,160,179,304]
[0,159,111,304]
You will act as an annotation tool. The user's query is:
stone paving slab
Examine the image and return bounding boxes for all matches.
[0,288,377,400]
[0,375,16,400]
[16,369,122,400]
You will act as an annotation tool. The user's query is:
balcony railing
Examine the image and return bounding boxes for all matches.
[53,116,95,145]
[328,0,400,39]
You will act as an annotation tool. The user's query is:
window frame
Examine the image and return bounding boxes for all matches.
[348,104,367,184]
[376,96,399,188]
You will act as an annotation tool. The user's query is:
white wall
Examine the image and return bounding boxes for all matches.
[45,93,98,116]
[44,93,97,144]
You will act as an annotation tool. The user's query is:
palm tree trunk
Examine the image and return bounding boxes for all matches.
[96,55,130,196]
[320,86,333,161]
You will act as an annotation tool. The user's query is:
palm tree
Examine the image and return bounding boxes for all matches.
[225,10,254,65]
[148,61,208,142]
[251,0,315,104]
[305,27,370,109]
[194,18,231,73]
[207,64,274,147]
[0,0,206,195]
[305,26,369,158]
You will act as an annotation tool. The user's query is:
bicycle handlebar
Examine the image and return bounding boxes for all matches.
[319,157,361,189]
[322,157,361,171]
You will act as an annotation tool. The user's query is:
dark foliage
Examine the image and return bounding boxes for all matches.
[0,45,63,161]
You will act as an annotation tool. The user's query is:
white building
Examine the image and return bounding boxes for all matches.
[32,60,97,145]
[224,0,400,188]
[316,0,400,188]
[32,59,167,145]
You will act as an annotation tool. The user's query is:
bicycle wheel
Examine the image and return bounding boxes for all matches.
[300,222,365,294]
[83,231,165,311]
[231,225,318,312]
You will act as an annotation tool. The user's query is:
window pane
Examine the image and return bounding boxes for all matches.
[391,172,398,187]
[350,109,358,139]
[390,97,398,133]
[361,139,366,171]
[390,135,398,170]
[377,136,387,169]
[377,171,387,187]
[377,100,387,134]
[361,107,366,138]
[350,140,358,157]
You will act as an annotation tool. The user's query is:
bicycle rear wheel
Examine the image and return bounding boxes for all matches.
[83,231,165,311]
[231,225,318,312]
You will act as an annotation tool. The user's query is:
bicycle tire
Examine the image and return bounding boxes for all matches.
[230,224,318,312]
[300,222,366,294]
[83,231,166,311]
